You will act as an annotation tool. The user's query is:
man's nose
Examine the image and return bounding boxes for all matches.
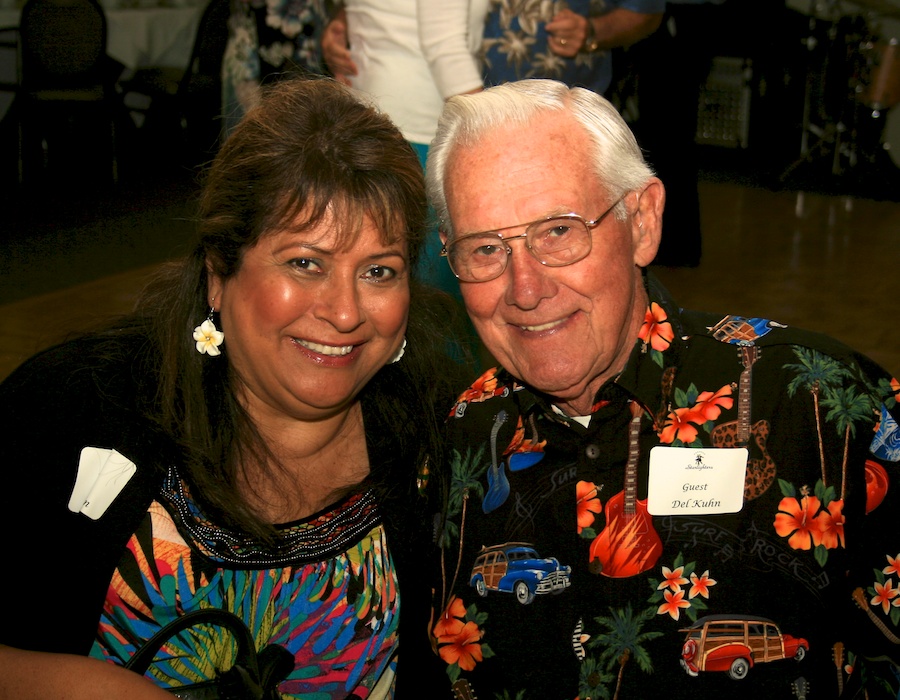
[503,240,554,310]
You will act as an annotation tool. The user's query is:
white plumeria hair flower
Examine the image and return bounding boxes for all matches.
[193,311,224,356]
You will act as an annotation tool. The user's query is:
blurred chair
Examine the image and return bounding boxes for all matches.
[0,25,19,184]
[119,0,230,166]
[18,0,123,184]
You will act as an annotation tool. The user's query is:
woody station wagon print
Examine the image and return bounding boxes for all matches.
[679,614,809,680]
[469,542,572,605]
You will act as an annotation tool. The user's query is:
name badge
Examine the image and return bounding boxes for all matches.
[647,446,747,516]
[69,446,137,520]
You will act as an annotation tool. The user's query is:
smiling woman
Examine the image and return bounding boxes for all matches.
[0,77,465,699]
[208,216,411,437]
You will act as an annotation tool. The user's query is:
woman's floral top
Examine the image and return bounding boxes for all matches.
[430,273,900,699]
[91,466,399,699]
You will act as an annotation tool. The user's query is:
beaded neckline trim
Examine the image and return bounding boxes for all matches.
[158,465,381,568]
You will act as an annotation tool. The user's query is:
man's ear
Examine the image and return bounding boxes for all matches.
[631,177,666,268]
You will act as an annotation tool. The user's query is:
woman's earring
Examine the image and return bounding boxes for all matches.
[389,338,407,364]
[193,302,224,356]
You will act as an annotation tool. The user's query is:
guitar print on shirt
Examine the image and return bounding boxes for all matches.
[589,401,663,578]
[710,344,777,500]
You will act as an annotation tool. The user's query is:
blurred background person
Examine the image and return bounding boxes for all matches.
[480,0,721,267]
[606,0,733,268]
[221,0,329,135]
[322,0,669,285]
[482,0,665,96]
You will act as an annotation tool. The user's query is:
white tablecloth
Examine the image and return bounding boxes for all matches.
[0,4,203,70]
[108,6,202,70]
[0,3,204,127]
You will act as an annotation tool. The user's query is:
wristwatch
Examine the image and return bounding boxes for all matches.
[581,17,600,53]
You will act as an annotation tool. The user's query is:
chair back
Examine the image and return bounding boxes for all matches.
[19,0,108,91]
[182,0,230,91]
[177,0,229,158]
[0,26,18,90]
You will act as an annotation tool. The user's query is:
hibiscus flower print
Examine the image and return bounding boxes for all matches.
[454,367,505,410]
[638,302,675,368]
[659,406,704,445]
[692,385,734,422]
[639,302,675,352]
[576,480,602,535]
[657,383,733,446]
[774,493,823,550]
[433,596,467,639]
[438,620,485,671]
[433,596,491,676]
[774,480,846,568]
[431,596,493,680]
[816,499,845,549]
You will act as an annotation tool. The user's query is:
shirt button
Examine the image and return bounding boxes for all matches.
[585,444,601,460]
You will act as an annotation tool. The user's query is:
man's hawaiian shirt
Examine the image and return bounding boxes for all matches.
[430,273,900,699]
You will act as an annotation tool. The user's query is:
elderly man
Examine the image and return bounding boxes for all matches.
[424,79,900,699]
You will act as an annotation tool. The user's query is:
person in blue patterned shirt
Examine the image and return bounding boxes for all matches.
[480,0,665,95]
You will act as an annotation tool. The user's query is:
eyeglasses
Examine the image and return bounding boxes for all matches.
[441,197,623,283]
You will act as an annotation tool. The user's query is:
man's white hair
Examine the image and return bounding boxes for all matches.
[425,78,655,237]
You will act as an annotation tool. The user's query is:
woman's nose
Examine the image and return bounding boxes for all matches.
[315,274,364,332]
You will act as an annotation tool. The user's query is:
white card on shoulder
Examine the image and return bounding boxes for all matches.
[68,446,137,520]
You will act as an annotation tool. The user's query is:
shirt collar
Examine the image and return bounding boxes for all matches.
[614,271,688,431]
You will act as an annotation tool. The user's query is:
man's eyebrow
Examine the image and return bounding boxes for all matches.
[458,211,578,237]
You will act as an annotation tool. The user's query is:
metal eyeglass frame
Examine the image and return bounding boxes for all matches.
[440,196,624,282]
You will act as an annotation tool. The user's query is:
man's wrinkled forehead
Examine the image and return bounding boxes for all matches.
[442,114,599,238]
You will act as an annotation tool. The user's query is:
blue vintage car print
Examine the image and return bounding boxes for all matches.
[469,542,572,604]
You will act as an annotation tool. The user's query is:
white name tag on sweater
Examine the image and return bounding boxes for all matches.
[68,446,137,520]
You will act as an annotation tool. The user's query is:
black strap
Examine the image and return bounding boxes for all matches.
[125,609,259,677]
[124,608,292,699]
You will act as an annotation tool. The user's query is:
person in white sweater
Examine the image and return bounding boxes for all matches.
[323,0,487,143]
[321,0,488,298]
